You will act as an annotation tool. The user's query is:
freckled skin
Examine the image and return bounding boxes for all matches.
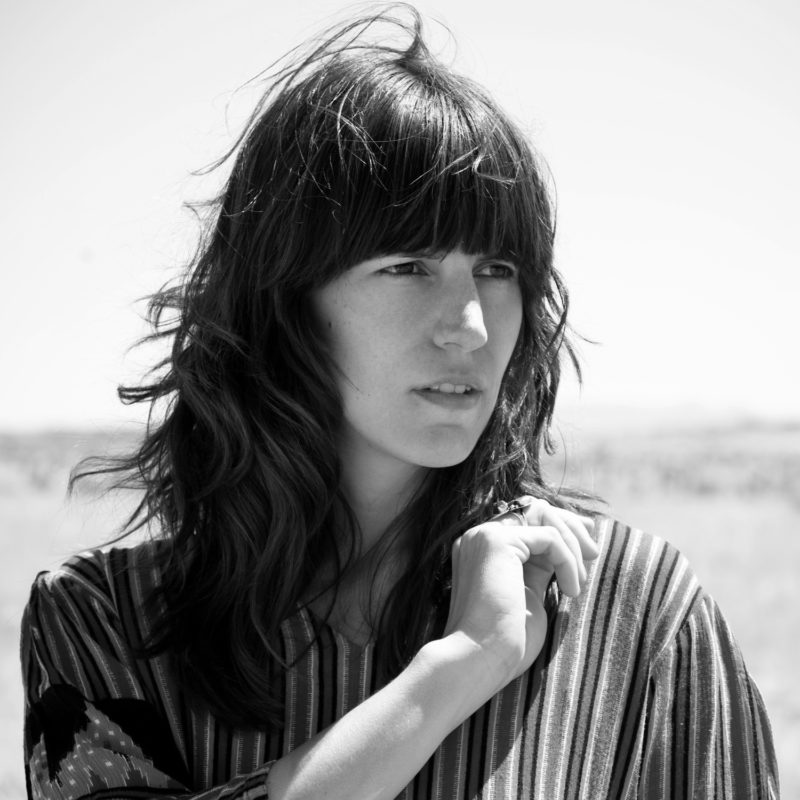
[310,249,523,490]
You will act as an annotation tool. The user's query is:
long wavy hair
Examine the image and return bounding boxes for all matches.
[73,5,584,729]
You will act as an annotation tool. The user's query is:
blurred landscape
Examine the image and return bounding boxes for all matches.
[2,419,798,797]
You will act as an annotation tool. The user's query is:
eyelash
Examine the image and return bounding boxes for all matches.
[381,261,518,279]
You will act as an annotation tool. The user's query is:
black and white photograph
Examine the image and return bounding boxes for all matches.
[2,1,797,797]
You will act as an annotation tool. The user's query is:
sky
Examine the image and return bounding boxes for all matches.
[1,0,798,430]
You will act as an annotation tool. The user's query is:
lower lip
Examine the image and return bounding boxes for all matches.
[413,390,482,410]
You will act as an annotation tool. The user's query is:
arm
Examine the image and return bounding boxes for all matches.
[265,634,505,800]
[639,592,779,799]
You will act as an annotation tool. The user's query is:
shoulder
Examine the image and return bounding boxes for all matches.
[29,538,164,598]
[586,516,705,653]
[593,515,700,595]
[23,539,168,644]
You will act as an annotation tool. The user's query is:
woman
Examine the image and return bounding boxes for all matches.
[21,6,777,799]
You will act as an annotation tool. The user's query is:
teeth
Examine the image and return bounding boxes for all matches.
[426,383,471,394]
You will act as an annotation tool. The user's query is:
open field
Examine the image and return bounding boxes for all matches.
[2,422,798,798]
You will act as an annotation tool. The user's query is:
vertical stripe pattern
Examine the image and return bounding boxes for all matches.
[21,518,779,799]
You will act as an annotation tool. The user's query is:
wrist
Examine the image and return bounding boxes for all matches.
[413,632,509,725]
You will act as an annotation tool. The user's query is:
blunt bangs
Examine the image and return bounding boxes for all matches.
[320,60,549,274]
[246,42,554,294]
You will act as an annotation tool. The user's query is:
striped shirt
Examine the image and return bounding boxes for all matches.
[21,517,779,799]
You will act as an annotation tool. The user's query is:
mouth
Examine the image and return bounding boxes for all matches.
[413,384,483,410]
[418,383,477,395]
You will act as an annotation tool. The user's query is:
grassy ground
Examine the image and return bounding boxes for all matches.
[2,423,798,797]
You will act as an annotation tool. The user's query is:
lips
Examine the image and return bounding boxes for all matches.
[416,376,484,394]
[413,387,482,409]
[421,383,475,395]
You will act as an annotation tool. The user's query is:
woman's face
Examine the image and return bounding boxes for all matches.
[311,248,523,480]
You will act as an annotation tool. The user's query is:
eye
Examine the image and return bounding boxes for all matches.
[476,261,518,280]
[380,261,426,276]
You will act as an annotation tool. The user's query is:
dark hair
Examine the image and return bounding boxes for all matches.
[73,4,583,728]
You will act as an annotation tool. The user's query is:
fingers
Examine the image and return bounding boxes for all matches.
[492,497,601,598]
[516,524,583,598]
[457,498,601,601]
[515,496,600,561]
[549,513,587,585]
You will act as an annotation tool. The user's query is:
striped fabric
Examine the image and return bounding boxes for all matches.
[21,517,779,799]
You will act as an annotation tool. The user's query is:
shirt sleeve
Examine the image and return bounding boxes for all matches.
[21,566,274,800]
[638,591,779,799]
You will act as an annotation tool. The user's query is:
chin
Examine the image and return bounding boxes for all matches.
[411,437,479,469]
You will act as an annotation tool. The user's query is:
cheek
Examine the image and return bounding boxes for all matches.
[322,306,393,388]
[312,290,359,363]
[509,303,524,346]
[488,296,524,361]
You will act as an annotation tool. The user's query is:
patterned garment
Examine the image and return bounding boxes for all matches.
[21,518,779,799]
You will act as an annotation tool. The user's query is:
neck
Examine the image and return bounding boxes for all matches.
[306,441,428,643]
[338,442,428,555]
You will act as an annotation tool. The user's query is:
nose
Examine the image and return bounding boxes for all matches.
[432,275,488,352]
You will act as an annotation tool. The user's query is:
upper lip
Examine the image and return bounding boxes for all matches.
[415,375,485,391]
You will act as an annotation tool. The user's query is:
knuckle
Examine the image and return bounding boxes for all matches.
[540,524,560,540]
[459,525,489,545]
[526,498,550,520]
[473,524,499,542]
[459,521,512,552]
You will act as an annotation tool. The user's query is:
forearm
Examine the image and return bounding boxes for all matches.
[266,632,504,800]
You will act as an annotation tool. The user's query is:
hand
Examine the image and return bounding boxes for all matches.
[442,497,599,687]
